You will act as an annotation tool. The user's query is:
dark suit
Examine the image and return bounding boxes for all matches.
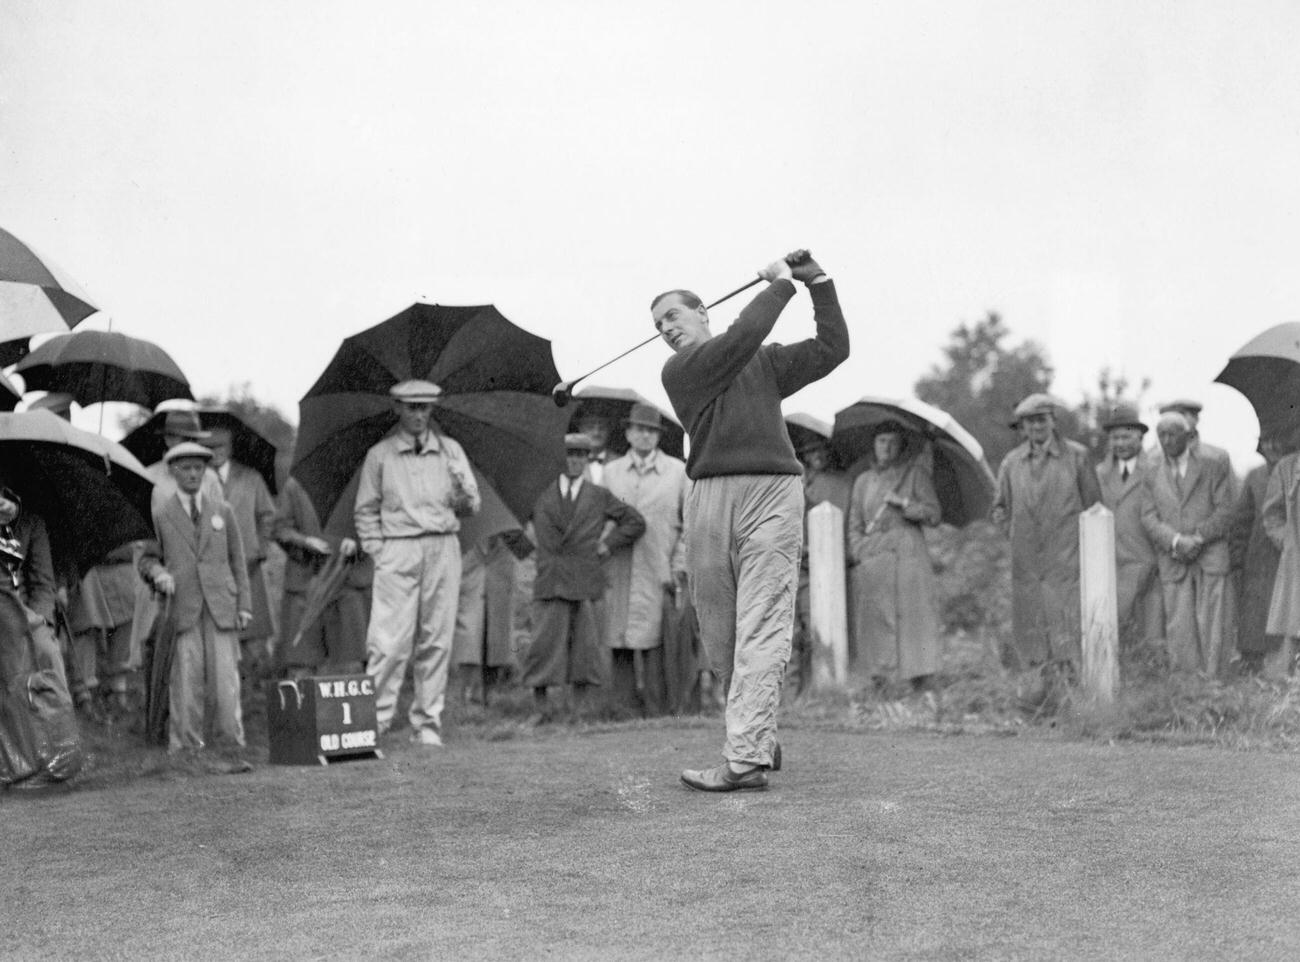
[1096,457,1162,648]
[523,479,644,688]
[140,492,251,750]
[1140,449,1236,674]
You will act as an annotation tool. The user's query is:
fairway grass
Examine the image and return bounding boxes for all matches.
[4,722,1300,961]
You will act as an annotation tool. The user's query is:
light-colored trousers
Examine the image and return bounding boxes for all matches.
[365,534,461,736]
[70,623,133,697]
[169,607,244,752]
[686,474,803,768]
[1162,567,1235,676]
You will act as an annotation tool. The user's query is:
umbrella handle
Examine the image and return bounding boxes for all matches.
[276,680,304,711]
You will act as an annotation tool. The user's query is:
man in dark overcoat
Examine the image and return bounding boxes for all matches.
[522,433,644,722]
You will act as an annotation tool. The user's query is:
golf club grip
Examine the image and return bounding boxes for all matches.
[784,249,812,267]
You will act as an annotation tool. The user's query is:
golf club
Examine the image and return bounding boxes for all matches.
[552,249,812,406]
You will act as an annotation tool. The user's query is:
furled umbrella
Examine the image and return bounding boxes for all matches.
[14,330,192,411]
[0,410,154,576]
[0,227,99,366]
[568,385,686,460]
[831,396,997,527]
[1214,322,1300,437]
[121,406,277,494]
[293,303,569,529]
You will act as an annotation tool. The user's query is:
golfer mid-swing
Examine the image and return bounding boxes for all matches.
[655,250,848,790]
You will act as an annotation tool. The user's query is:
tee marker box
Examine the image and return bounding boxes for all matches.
[266,674,382,766]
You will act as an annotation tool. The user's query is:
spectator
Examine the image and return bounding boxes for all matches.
[354,380,480,747]
[992,394,1101,672]
[523,434,644,724]
[848,426,943,690]
[1232,430,1288,673]
[1140,412,1237,675]
[138,443,252,769]
[1095,403,1163,651]
[601,403,688,716]
[452,532,521,705]
[274,475,369,678]
[204,425,277,683]
[1260,433,1300,677]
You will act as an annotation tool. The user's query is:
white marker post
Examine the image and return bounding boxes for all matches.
[1079,503,1119,704]
[807,501,849,688]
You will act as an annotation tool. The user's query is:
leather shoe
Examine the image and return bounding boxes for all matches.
[680,763,768,792]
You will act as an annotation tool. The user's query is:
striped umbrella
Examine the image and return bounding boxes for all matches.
[0,227,99,366]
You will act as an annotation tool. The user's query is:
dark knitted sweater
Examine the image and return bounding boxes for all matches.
[662,279,849,480]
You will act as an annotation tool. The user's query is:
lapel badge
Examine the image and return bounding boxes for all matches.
[211,514,225,532]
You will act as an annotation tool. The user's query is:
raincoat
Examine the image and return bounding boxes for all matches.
[847,455,942,681]
[993,435,1101,666]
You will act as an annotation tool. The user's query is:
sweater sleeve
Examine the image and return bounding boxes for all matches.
[767,280,850,398]
[662,280,795,415]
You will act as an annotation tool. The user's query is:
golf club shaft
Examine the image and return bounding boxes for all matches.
[554,249,812,403]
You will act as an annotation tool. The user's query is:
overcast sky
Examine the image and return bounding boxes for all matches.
[4,0,1298,469]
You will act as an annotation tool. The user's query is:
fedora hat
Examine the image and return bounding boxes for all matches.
[624,402,663,431]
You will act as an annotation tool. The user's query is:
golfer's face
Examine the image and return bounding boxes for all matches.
[653,295,708,353]
[397,402,432,436]
[170,458,208,494]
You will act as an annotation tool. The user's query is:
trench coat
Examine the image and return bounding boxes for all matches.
[1262,452,1300,638]
[601,450,688,651]
[452,535,517,668]
[847,457,941,681]
[1234,463,1282,652]
[993,436,1102,666]
[218,461,277,641]
[1095,456,1162,647]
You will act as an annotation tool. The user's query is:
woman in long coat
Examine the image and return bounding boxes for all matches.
[1261,447,1300,676]
[847,427,942,688]
[1232,434,1285,672]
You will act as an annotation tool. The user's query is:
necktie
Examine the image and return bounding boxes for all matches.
[413,436,423,455]
[1121,464,1130,482]
[190,496,201,527]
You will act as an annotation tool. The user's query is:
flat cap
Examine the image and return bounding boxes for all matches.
[164,441,215,464]
[1100,402,1147,433]
[1158,399,1202,416]
[564,432,593,452]
[1012,393,1062,422]
[390,380,444,403]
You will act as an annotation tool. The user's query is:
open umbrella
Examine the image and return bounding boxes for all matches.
[14,330,192,410]
[831,396,996,527]
[0,410,154,575]
[1215,322,1300,436]
[121,406,278,494]
[785,411,833,458]
[0,227,99,366]
[567,386,685,460]
[0,371,19,412]
[293,303,568,527]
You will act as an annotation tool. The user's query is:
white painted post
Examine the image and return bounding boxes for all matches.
[1079,503,1119,704]
[808,502,849,688]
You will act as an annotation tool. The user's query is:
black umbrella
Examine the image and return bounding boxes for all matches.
[0,371,18,412]
[0,410,154,576]
[831,396,997,527]
[293,303,568,526]
[1215,322,1300,436]
[14,330,192,409]
[121,407,279,494]
[568,385,685,460]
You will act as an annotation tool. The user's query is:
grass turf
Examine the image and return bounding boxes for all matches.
[4,720,1299,961]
